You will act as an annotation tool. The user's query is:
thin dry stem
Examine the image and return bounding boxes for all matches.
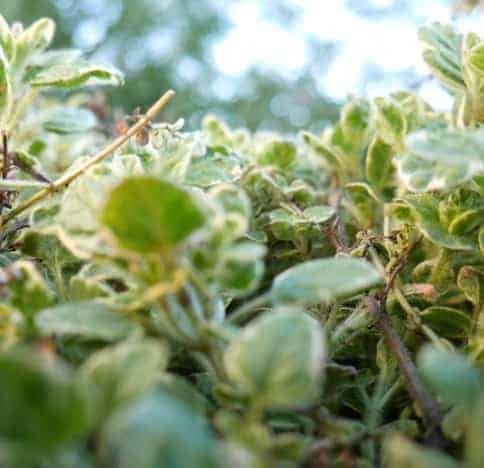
[364,295,443,436]
[0,90,175,226]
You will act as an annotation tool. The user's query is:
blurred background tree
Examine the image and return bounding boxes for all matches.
[2,0,480,132]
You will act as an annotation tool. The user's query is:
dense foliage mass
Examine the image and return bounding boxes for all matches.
[0,15,483,468]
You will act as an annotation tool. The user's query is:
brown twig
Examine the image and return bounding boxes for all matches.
[2,132,9,179]
[363,295,443,436]
[382,234,422,299]
[12,153,51,184]
[361,235,444,440]
[0,132,10,214]
[0,90,175,227]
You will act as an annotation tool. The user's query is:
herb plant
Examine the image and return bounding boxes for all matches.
[0,15,483,468]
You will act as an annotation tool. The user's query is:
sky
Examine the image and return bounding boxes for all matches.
[211,0,483,109]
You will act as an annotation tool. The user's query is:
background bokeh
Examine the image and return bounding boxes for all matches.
[2,0,482,132]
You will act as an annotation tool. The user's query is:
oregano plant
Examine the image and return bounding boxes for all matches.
[0,14,482,468]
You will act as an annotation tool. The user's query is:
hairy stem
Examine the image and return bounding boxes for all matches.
[0,90,175,226]
[228,292,272,325]
[2,132,8,179]
[363,295,443,434]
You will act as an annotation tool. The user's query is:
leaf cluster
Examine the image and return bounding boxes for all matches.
[0,15,483,468]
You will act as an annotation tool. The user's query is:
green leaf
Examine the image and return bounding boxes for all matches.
[420,306,473,338]
[271,257,383,305]
[101,176,205,253]
[466,41,484,76]
[217,242,266,296]
[157,374,209,416]
[0,348,90,457]
[29,48,82,68]
[301,131,344,170]
[419,23,465,92]
[202,114,235,149]
[418,345,480,407]
[302,205,336,223]
[29,63,124,88]
[384,434,461,468]
[68,264,117,301]
[14,18,55,71]
[36,301,140,342]
[340,98,372,142]
[0,14,15,62]
[391,90,432,132]
[209,183,251,239]
[100,391,219,468]
[448,209,484,235]
[457,266,484,307]
[404,194,476,250]
[7,261,54,320]
[80,340,169,418]
[210,183,251,220]
[402,128,484,189]
[398,153,472,192]
[466,395,484,468]
[268,205,335,241]
[43,107,97,134]
[366,136,394,189]
[0,178,49,191]
[186,152,239,188]
[224,308,325,408]
[20,230,78,270]
[345,182,381,228]
[374,97,407,148]
[0,47,13,124]
[257,140,297,171]
[405,128,484,171]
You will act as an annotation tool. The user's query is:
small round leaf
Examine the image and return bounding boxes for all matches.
[224,308,325,408]
[271,257,383,304]
[102,176,205,253]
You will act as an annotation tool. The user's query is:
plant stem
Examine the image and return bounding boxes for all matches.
[393,286,421,327]
[0,90,175,226]
[363,295,443,434]
[362,380,385,463]
[228,292,271,325]
[0,132,10,213]
[2,132,9,179]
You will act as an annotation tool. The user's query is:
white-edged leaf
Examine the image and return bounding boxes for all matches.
[404,194,477,250]
[419,23,465,92]
[224,308,326,408]
[29,63,124,88]
[36,301,140,341]
[271,257,383,304]
[43,107,97,134]
[0,179,49,191]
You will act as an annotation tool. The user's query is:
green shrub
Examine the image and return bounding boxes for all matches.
[0,15,483,468]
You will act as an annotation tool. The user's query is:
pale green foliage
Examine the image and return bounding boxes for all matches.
[271,257,383,304]
[100,391,219,468]
[0,349,91,461]
[384,435,461,468]
[80,340,169,418]
[224,308,325,408]
[0,13,483,468]
[418,345,480,406]
[36,301,141,341]
[101,176,205,253]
